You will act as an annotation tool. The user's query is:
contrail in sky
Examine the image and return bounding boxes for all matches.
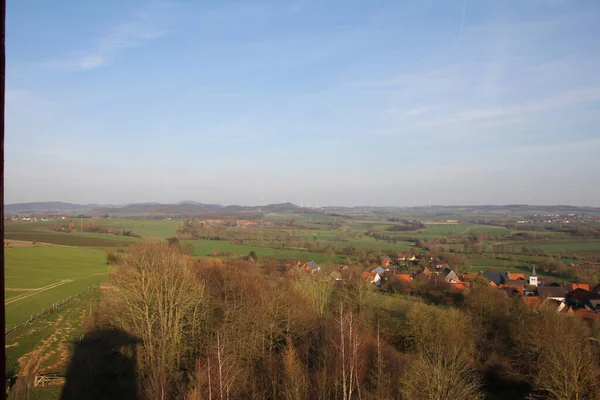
[459,0,468,39]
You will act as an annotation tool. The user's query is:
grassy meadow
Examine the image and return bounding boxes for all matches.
[181,239,333,263]
[4,246,108,327]
[101,218,182,238]
[519,240,600,254]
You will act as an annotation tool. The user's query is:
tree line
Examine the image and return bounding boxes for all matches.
[61,242,600,400]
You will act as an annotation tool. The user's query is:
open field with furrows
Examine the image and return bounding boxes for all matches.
[4,222,136,247]
[4,218,182,248]
[5,246,108,327]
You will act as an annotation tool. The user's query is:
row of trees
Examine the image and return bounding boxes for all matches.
[65,242,600,399]
[51,222,140,238]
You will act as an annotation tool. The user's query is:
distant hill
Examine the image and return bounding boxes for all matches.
[261,202,301,212]
[92,202,225,215]
[5,201,600,217]
[4,202,96,214]
[177,201,206,206]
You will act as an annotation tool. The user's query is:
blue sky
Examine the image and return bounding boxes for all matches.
[6,0,600,206]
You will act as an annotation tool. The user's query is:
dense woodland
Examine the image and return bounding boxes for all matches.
[65,242,600,400]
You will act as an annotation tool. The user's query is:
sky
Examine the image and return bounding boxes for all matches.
[5,0,600,207]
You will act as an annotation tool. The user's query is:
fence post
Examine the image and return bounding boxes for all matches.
[6,286,97,337]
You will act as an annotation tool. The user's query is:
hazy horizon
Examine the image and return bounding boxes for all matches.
[5,199,600,209]
[6,0,600,207]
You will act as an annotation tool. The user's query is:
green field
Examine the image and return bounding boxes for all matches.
[265,212,338,222]
[345,221,514,238]
[4,218,181,247]
[5,290,97,375]
[4,219,595,326]
[181,239,334,263]
[519,240,600,253]
[5,247,108,327]
[4,230,133,247]
[101,218,181,238]
[4,221,134,247]
[417,223,514,236]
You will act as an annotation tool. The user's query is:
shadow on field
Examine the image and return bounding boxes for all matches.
[60,328,140,400]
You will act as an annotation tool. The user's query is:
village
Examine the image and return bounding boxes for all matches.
[274,252,600,323]
[514,213,600,224]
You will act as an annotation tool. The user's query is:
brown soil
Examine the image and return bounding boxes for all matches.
[4,239,67,248]
[16,307,87,377]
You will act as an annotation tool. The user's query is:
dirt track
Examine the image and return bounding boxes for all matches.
[5,280,73,305]
[4,239,66,248]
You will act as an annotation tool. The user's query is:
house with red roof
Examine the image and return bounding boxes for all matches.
[449,281,470,292]
[561,282,591,292]
[421,266,432,278]
[361,271,383,286]
[379,255,392,267]
[461,273,478,282]
[392,273,412,283]
[300,260,321,273]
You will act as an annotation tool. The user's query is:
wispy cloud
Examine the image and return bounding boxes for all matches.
[448,86,600,124]
[509,138,600,154]
[44,4,170,71]
[347,64,475,88]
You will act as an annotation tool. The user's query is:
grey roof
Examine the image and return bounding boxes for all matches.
[537,286,566,299]
[482,272,508,285]
[306,260,319,269]
[442,268,459,283]
[531,265,537,277]
[371,266,385,274]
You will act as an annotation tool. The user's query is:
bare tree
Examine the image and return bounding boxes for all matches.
[370,322,392,399]
[337,302,363,400]
[282,337,308,400]
[514,307,600,399]
[102,242,207,399]
[294,272,334,316]
[400,303,483,400]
